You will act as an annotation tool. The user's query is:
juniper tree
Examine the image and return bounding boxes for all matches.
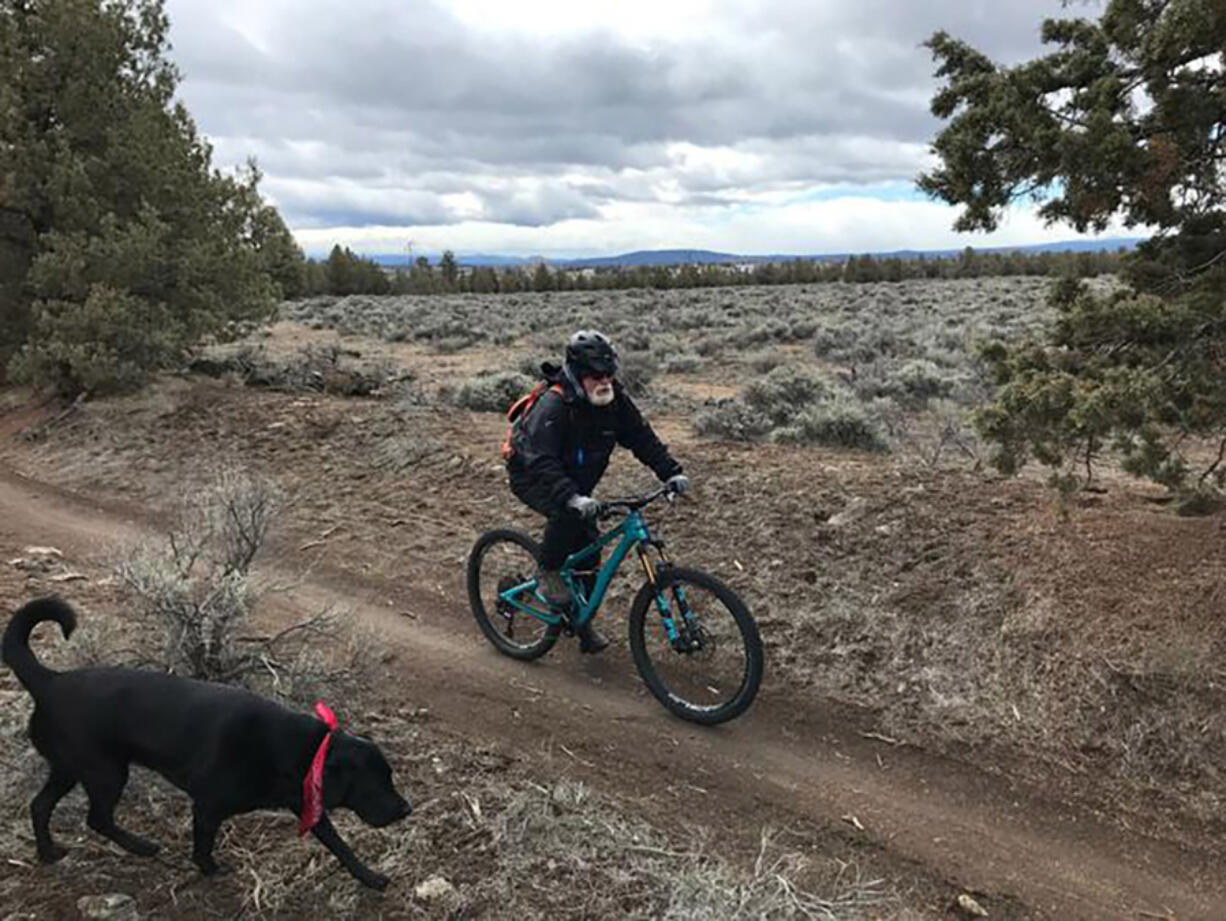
[921,0,1226,492]
[0,0,303,393]
[439,249,459,288]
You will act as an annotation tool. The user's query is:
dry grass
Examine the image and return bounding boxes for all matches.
[441,779,893,921]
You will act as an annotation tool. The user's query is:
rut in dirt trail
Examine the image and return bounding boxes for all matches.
[1,466,1223,921]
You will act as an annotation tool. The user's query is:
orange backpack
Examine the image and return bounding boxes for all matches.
[501,382,563,461]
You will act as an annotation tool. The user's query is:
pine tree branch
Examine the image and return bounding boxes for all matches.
[1197,435,1226,489]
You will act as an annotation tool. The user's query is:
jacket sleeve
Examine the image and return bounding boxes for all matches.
[616,392,682,482]
[517,390,581,509]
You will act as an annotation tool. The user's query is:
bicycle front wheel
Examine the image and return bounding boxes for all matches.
[467,529,561,661]
[628,566,763,725]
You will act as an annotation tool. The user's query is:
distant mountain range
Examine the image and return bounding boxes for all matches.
[355,237,1143,269]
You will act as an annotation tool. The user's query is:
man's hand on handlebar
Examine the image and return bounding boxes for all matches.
[567,494,603,521]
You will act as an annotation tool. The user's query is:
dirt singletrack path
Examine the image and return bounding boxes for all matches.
[2,466,1223,921]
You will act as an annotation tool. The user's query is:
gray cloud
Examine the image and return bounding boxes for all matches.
[479,183,602,226]
[166,0,1076,235]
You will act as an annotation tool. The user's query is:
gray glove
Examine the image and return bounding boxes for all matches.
[567,494,602,520]
[666,474,690,496]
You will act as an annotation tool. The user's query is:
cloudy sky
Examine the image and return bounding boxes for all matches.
[164,0,1121,258]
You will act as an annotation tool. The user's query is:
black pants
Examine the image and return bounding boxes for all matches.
[509,477,601,573]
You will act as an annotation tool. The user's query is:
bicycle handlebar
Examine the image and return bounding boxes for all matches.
[596,484,677,519]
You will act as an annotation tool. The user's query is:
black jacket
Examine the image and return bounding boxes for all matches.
[507,364,682,512]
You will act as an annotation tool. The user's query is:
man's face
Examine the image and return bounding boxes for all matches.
[582,372,615,406]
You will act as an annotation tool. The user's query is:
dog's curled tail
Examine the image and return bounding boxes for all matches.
[2,596,77,694]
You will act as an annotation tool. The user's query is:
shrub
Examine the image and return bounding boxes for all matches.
[454,371,533,412]
[11,287,170,394]
[617,328,652,351]
[618,350,657,398]
[896,358,954,401]
[747,350,785,374]
[660,351,703,374]
[772,397,887,451]
[116,468,370,704]
[850,358,955,407]
[117,469,276,681]
[742,365,833,425]
[731,319,790,348]
[812,317,859,358]
[693,361,887,451]
[200,343,390,396]
[787,318,820,340]
[517,354,552,377]
[435,334,475,354]
[693,401,774,441]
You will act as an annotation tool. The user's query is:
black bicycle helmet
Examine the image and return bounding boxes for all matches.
[565,329,619,378]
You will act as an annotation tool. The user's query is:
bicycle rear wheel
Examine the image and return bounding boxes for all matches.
[628,566,763,725]
[467,529,561,660]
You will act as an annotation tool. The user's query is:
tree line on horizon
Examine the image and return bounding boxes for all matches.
[302,243,1127,297]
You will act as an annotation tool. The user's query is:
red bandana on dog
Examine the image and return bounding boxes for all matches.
[298,701,338,836]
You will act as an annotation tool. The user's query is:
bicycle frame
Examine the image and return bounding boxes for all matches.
[498,507,661,630]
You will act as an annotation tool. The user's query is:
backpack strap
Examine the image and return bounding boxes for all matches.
[501,382,563,460]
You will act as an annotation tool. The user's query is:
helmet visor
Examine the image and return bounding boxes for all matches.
[581,354,618,377]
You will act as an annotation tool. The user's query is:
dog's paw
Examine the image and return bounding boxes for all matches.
[128,838,160,858]
[37,844,69,864]
[361,872,390,891]
[194,855,228,876]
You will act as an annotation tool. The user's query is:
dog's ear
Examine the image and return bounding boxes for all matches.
[323,736,356,808]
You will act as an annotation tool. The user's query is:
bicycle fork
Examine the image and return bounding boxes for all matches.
[636,542,702,653]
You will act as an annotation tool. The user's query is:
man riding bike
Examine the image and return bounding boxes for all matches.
[505,330,689,653]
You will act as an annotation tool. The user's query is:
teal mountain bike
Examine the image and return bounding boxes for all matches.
[467,485,763,724]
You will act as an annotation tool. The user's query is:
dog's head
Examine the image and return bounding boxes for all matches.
[325,732,412,827]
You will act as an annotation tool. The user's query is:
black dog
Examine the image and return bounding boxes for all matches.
[2,597,411,890]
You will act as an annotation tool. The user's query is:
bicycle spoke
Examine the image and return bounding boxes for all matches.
[641,580,749,711]
[468,530,560,659]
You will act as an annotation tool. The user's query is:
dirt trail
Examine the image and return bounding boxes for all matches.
[2,466,1223,921]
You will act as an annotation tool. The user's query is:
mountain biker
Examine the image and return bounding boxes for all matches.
[505,329,689,653]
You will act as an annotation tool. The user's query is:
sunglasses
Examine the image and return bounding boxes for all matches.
[583,371,615,383]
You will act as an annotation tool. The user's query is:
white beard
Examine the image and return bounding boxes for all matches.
[588,383,615,406]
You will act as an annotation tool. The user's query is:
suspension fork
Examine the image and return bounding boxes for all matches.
[636,540,697,650]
